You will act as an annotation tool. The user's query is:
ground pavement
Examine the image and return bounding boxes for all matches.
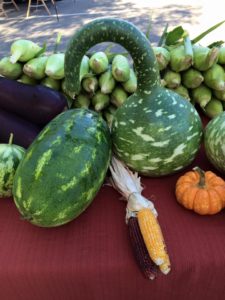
[0,0,224,58]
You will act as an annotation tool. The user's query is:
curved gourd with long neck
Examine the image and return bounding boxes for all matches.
[64,18,202,176]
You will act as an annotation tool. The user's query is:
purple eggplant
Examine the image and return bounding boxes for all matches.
[0,77,68,125]
[0,108,41,148]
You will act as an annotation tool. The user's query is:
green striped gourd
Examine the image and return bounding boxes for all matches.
[13,109,111,227]
[0,134,25,198]
[64,18,202,176]
[204,112,225,174]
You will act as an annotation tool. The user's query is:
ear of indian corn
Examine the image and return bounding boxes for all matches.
[137,208,171,274]
[159,253,171,275]
[128,216,159,280]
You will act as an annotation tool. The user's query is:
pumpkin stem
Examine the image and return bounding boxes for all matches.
[193,166,205,187]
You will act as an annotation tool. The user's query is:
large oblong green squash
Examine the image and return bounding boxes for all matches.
[13,109,111,227]
[64,18,202,177]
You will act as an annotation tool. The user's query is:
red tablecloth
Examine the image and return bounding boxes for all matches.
[1,128,225,300]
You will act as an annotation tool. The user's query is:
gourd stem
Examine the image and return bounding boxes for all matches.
[64,18,160,98]
[8,133,14,145]
[193,166,205,187]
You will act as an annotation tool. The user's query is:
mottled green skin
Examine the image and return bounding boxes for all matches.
[204,112,225,174]
[64,18,160,97]
[13,109,111,227]
[112,87,202,176]
[64,18,202,176]
[0,144,25,197]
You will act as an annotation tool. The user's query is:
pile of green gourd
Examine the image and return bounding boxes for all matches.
[1,36,225,123]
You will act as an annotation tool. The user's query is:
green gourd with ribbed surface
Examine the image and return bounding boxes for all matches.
[64,18,202,176]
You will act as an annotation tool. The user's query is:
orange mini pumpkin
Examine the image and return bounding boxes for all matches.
[175,167,225,215]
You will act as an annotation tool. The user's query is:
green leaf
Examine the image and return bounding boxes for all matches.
[165,26,185,46]
[54,32,62,53]
[158,23,168,47]
[145,16,152,41]
[208,41,224,48]
[35,42,47,57]
[191,20,225,44]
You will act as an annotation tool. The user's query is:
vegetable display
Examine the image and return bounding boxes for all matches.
[0,134,25,198]
[175,167,225,215]
[64,17,203,177]
[0,17,224,282]
[13,109,112,227]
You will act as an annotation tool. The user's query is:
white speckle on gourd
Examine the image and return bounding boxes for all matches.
[138,99,143,104]
[119,137,133,144]
[119,121,127,125]
[129,119,135,124]
[164,126,172,131]
[114,120,118,128]
[149,158,162,163]
[132,127,155,142]
[141,165,158,171]
[186,132,199,141]
[164,143,187,163]
[173,165,184,171]
[151,140,170,147]
[131,153,148,161]
[168,114,176,119]
[171,97,177,105]
[144,90,151,95]
[155,109,163,117]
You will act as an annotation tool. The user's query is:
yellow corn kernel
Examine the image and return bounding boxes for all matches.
[159,252,171,275]
[137,208,169,267]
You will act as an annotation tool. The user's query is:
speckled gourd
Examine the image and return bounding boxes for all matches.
[64,18,202,176]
